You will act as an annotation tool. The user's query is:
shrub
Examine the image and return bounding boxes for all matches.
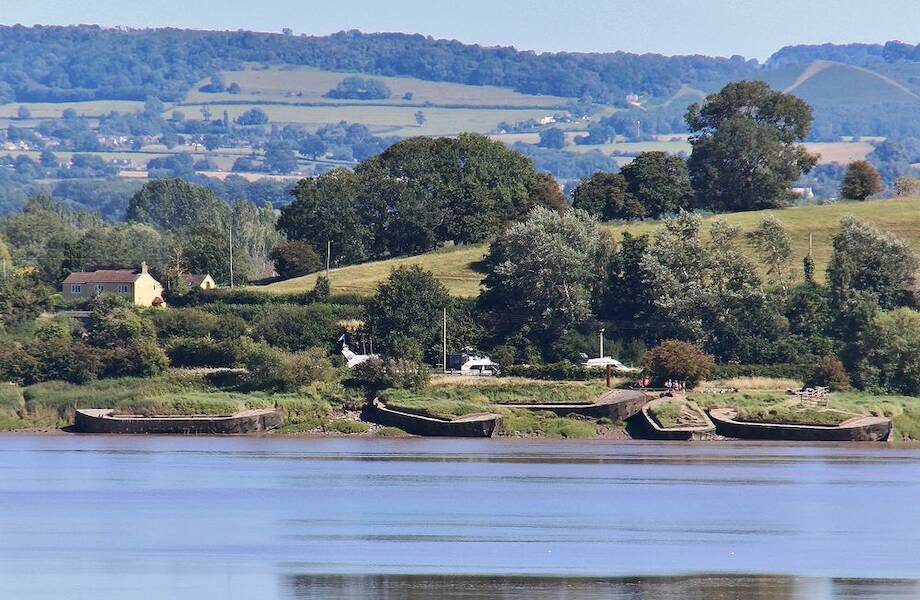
[352,357,430,391]
[313,275,331,301]
[243,343,334,391]
[152,309,218,339]
[0,338,102,385]
[376,426,408,437]
[809,355,851,391]
[274,396,332,430]
[642,340,714,387]
[103,339,169,378]
[167,338,240,368]
[503,361,601,381]
[252,304,337,351]
[329,419,369,434]
[269,241,323,279]
[210,314,247,340]
[708,363,812,381]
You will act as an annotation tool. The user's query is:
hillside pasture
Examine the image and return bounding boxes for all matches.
[183,65,572,108]
[256,197,920,297]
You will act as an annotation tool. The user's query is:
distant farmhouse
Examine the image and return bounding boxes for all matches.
[181,273,217,291]
[62,262,164,307]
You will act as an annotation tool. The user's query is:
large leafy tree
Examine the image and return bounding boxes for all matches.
[745,215,794,292]
[619,151,692,218]
[571,172,641,221]
[172,224,250,285]
[361,134,541,244]
[479,207,612,347]
[826,215,917,310]
[127,178,230,231]
[860,308,920,395]
[840,160,883,200]
[640,213,770,360]
[277,169,369,266]
[686,81,818,212]
[365,266,451,363]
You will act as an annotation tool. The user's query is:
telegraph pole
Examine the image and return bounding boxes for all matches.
[325,240,331,277]
[442,307,448,374]
[599,327,605,358]
[229,224,234,288]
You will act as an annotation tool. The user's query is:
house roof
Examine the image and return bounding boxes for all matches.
[182,273,211,287]
[62,269,142,285]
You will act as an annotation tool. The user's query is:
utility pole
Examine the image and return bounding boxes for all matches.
[229,224,234,288]
[325,240,331,277]
[599,327,605,359]
[442,307,448,374]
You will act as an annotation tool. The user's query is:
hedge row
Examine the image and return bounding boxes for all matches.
[503,361,607,381]
[188,289,365,306]
[708,363,812,381]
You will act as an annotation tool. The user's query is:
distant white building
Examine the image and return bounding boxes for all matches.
[791,187,815,200]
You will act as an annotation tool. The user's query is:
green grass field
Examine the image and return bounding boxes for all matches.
[257,197,920,297]
[0,100,145,119]
[183,65,572,108]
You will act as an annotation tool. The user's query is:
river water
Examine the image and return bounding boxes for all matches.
[0,435,919,599]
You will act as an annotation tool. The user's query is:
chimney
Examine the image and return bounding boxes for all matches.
[141,261,148,274]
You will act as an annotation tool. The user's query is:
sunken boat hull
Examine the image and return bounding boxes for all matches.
[74,408,283,434]
[501,389,648,420]
[708,408,891,442]
[365,399,501,437]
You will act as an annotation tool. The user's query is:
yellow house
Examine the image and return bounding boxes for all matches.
[181,273,217,290]
[62,262,164,307]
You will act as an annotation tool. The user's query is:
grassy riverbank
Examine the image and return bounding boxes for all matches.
[381,378,617,439]
[0,373,369,434]
[3,373,920,441]
[691,389,920,439]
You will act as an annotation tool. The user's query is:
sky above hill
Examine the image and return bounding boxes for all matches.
[4,0,920,61]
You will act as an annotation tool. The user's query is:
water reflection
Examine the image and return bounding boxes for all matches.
[2,436,920,599]
[284,574,920,600]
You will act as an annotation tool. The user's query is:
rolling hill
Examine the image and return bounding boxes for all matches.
[256,197,920,297]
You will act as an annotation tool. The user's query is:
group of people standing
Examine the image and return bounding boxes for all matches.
[634,378,690,392]
[665,379,688,393]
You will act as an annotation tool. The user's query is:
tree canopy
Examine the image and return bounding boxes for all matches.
[686,81,818,212]
[127,179,230,231]
[479,207,611,347]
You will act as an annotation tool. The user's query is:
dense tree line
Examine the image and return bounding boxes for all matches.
[0,26,759,104]
[278,134,559,265]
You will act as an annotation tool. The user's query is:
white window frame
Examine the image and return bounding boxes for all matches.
[70,284,82,293]
[117,284,130,294]
[94,284,104,294]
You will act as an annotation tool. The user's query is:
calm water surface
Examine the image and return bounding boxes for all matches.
[1,435,919,599]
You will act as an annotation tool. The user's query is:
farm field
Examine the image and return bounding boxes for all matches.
[564,138,872,165]
[172,102,555,136]
[0,100,145,118]
[183,65,572,108]
[257,197,920,297]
